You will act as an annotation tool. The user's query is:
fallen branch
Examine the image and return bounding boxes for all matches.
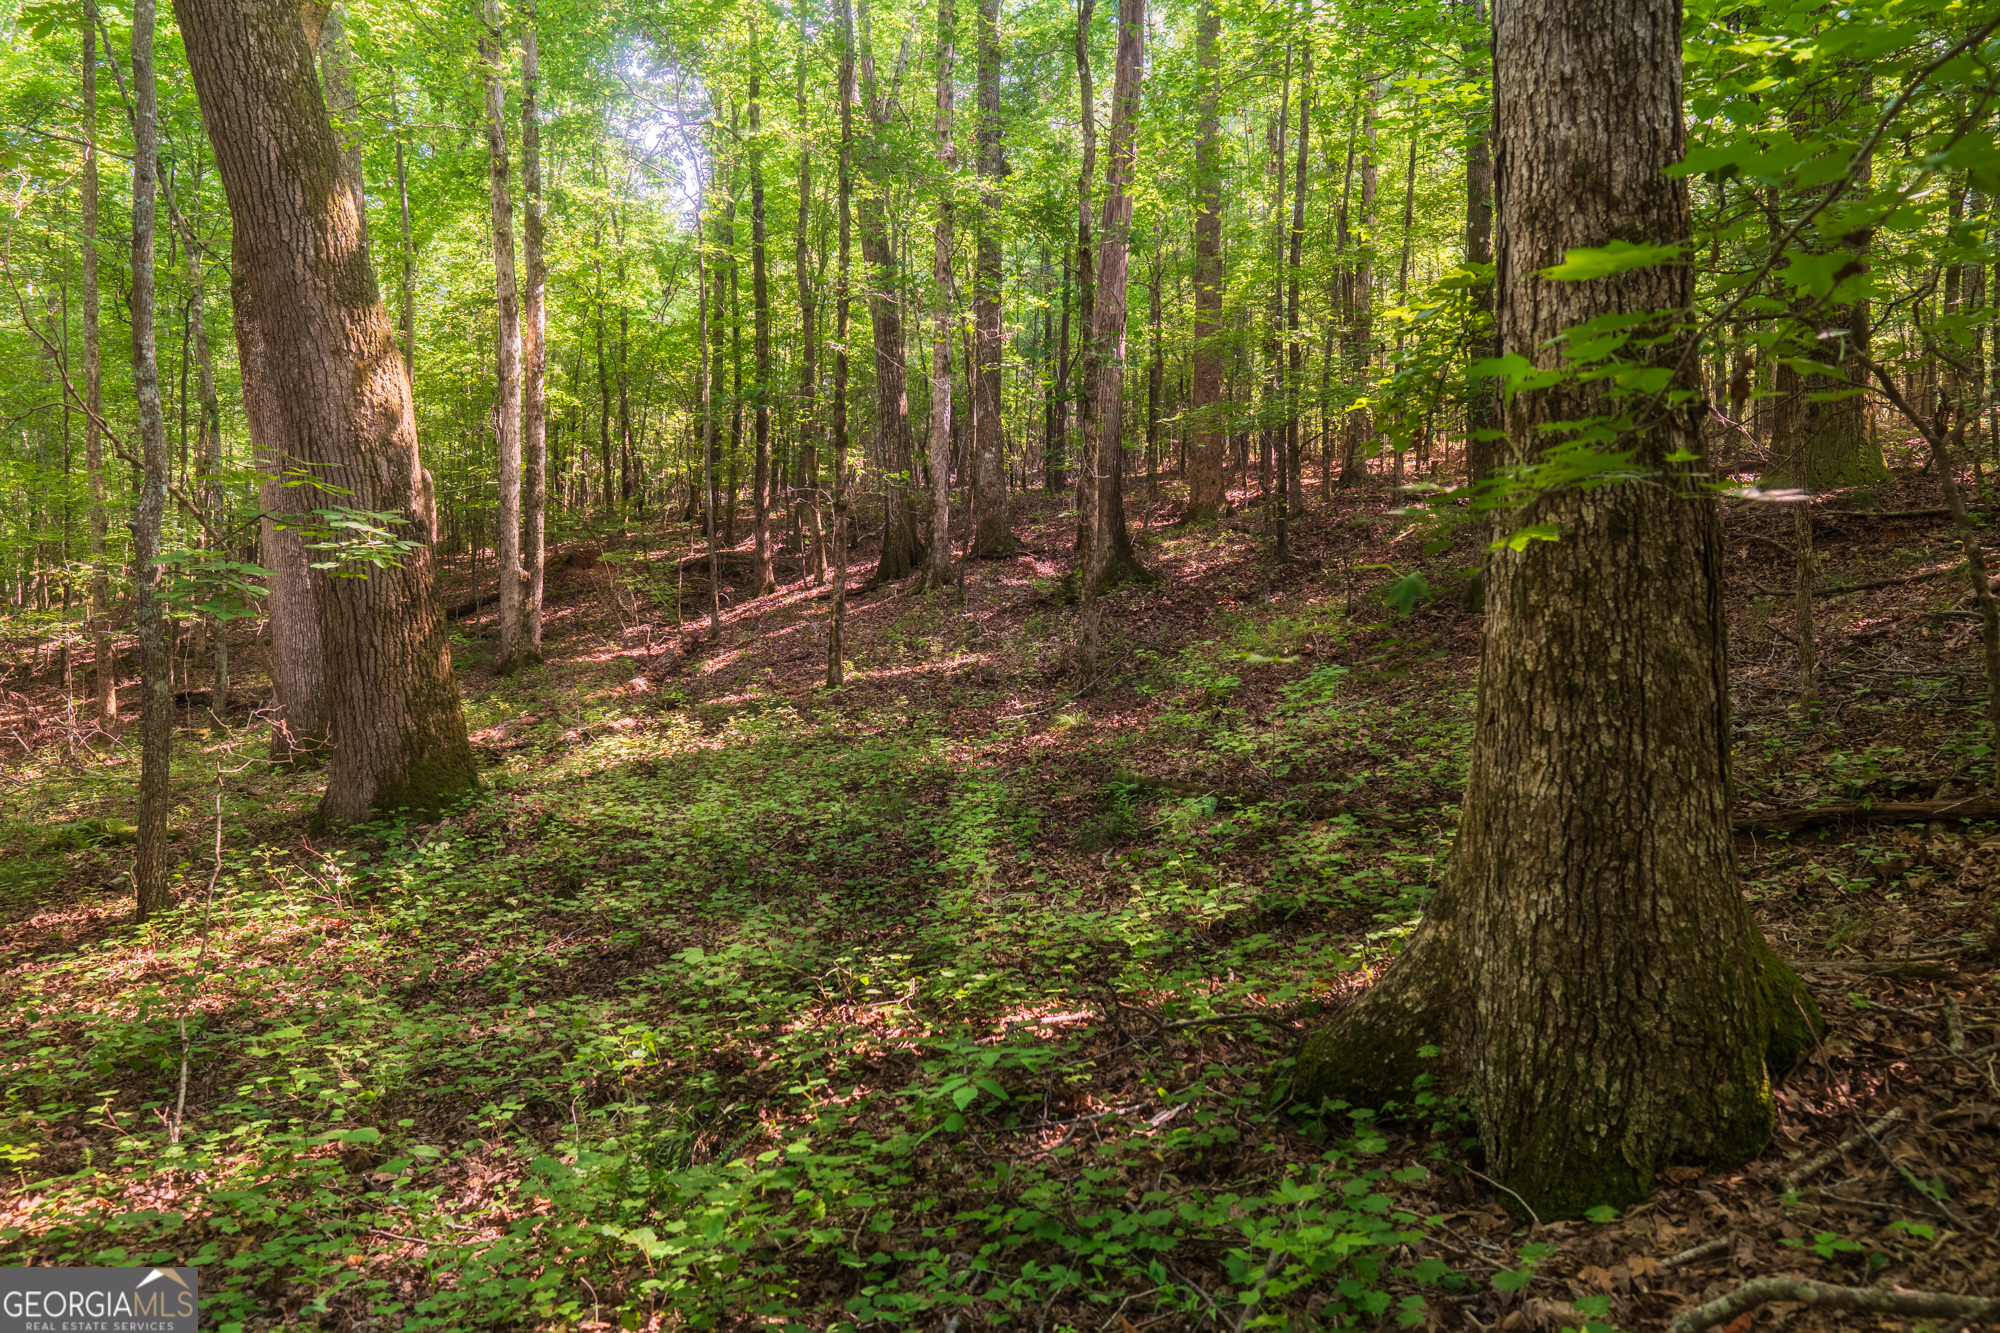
[1754,564,1960,601]
[1777,1109,1903,1193]
[1731,796,2000,833]
[1667,1277,1994,1333]
[1660,1237,1730,1269]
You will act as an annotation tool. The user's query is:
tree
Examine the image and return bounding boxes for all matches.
[749,39,777,596]
[1182,0,1226,523]
[1079,0,1150,596]
[968,0,1015,555]
[827,0,857,684]
[922,0,957,593]
[484,0,530,674]
[174,0,479,826]
[130,0,172,920]
[519,0,547,662]
[81,0,113,726]
[1289,0,1822,1218]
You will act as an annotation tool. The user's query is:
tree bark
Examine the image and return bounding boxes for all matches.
[1462,0,1499,485]
[856,2,922,581]
[1072,0,1099,557]
[923,0,957,592]
[829,0,856,684]
[483,0,528,673]
[82,2,114,725]
[131,0,173,920]
[519,2,546,660]
[175,0,478,826]
[1182,0,1225,522]
[318,6,367,256]
[750,47,777,595]
[1291,0,1820,1219]
[794,30,824,586]
[1080,0,1151,596]
[1285,37,1311,531]
[392,82,415,376]
[1340,79,1377,485]
[969,0,1014,555]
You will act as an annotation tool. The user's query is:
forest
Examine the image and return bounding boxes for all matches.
[1,0,1998,1325]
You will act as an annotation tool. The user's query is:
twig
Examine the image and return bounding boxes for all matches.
[1778,1109,1902,1193]
[1465,1167,1541,1228]
[1667,1277,1994,1333]
[1660,1237,1730,1269]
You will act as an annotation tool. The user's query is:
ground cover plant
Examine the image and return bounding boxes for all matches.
[4,479,1997,1330]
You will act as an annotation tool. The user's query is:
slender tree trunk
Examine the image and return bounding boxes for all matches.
[182,173,228,720]
[1292,0,1818,1219]
[1285,31,1310,524]
[1462,0,1499,485]
[595,269,613,512]
[794,29,824,586]
[1183,0,1225,522]
[829,0,856,683]
[519,3,546,661]
[750,50,777,594]
[1340,80,1379,485]
[1080,0,1151,596]
[1051,253,1071,491]
[131,0,173,920]
[922,0,958,591]
[176,0,478,825]
[1072,0,1099,557]
[483,0,528,673]
[969,0,1013,555]
[82,4,114,725]
[393,82,415,376]
[1145,231,1163,509]
[699,175,721,638]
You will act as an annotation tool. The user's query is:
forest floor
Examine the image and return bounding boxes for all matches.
[0,459,1996,1332]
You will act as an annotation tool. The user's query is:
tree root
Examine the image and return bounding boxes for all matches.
[1667,1277,1994,1333]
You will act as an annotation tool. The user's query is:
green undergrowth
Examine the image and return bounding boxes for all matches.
[0,654,1510,1330]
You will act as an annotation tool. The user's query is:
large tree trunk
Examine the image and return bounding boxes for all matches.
[1290,0,1820,1220]
[1182,0,1225,523]
[81,2,114,725]
[750,52,777,595]
[856,2,922,581]
[519,3,546,661]
[483,0,529,674]
[131,0,173,920]
[969,0,1014,556]
[923,0,957,592]
[176,0,478,826]
[318,6,367,255]
[1080,0,1151,596]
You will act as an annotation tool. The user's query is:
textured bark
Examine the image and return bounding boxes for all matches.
[1340,81,1377,485]
[750,54,777,596]
[483,0,528,673]
[856,2,922,581]
[969,0,1014,555]
[1292,0,1818,1219]
[1072,0,1098,557]
[1285,40,1310,530]
[828,0,856,684]
[318,7,367,256]
[130,0,173,920]
[794,34,824,586]
[176,0,477,825]
[81,3,114,724]
[1183,0,1225,523]
[923,0,957,592]
[393,89,415,375]
[519,5,546,659]
[1080,0,1151,596]
[1462,0,1499,485]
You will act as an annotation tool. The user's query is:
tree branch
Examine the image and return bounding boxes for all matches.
[1667,1277,1993,1333]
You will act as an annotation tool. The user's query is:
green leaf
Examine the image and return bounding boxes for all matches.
[1539,241,1685,281]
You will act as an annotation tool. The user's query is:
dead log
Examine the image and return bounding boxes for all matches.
[1732,797,2000,833]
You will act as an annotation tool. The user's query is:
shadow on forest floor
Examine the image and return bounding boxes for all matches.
[0,463,1995,1331]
